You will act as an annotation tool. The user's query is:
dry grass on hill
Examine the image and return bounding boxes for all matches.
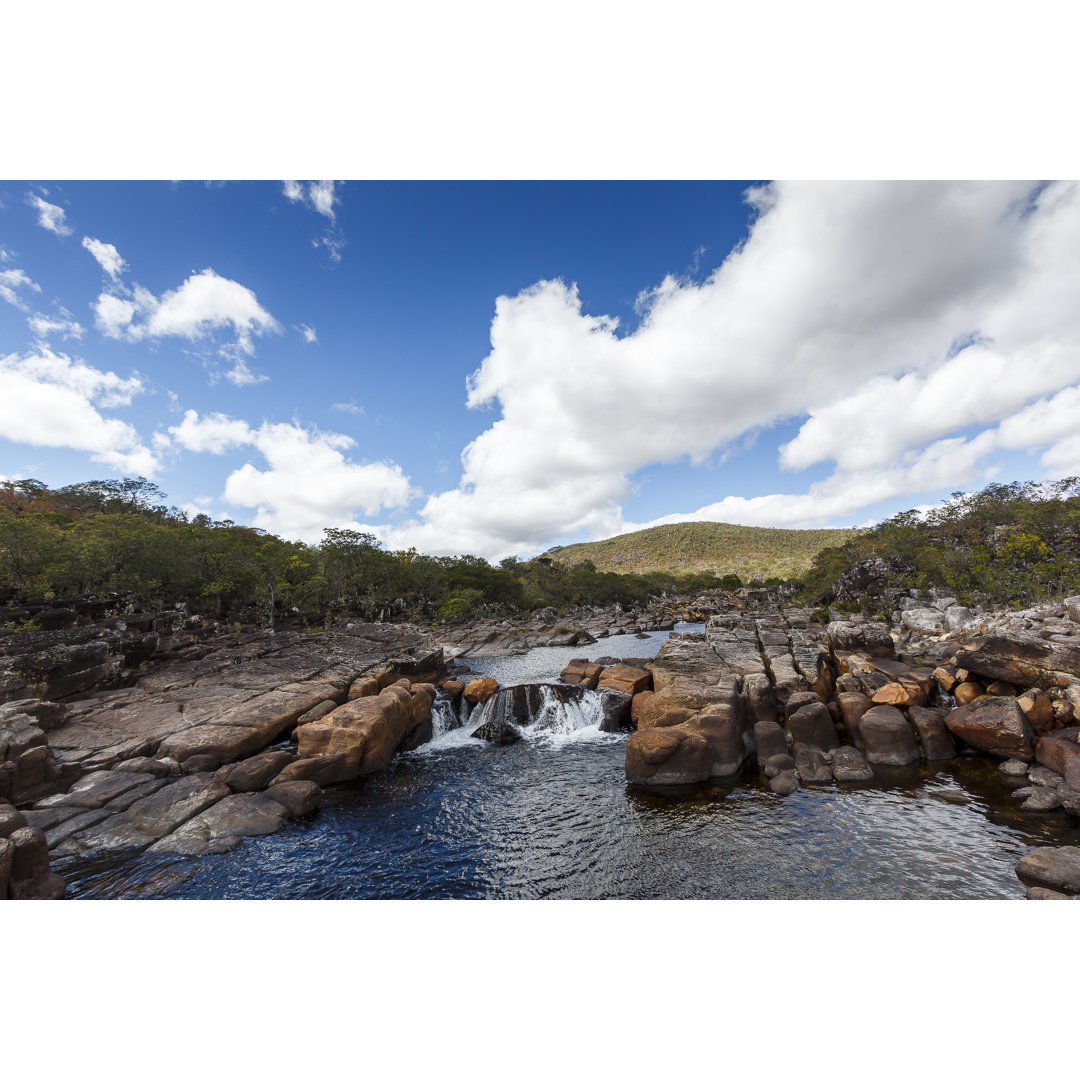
[548,521,858,581]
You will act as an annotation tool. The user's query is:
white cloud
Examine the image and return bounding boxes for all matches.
[0,268,41,310]
[0,348,157,474]
[81,236,128,279]
[26,193,72,236]
[330,400,364,415]
[166,409,413,541]
[282,180,340,220]
[370,180,1080,561]
[28,310,84,341]
[0,247,13,262]
[94,268,280,379]
[298,323,318,344]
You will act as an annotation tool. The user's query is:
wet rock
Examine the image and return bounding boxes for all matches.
[149,792,290,855]
[831,746,874,782]
[1029,765,1063,788]
[769,771,800,795]
[218,750,293,793]
[787,702,840,752]
[908,706,957,760]
[1018,788,1065,812]
[598,689,632,732]
[626,727,712,786]
[1026,887,1074,899]
[1016,846,1080,894]
[764,753,796,779]
[264,780,322,817]
[945,697,1036,760]
[794,745,833,784]
[859,705,920,767]
[836,692,872,749]
[471,719,522,745]
[682,697,754,777]
[754,720,788,764]
[52,773,231,855]
[999,758,1031,777]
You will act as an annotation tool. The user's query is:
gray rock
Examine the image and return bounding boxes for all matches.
[764,753,796,779]
[1028,765,1064,788]
[1020,788,1065,812]
[148,792,290,855]
[769,771,800,795]
[794,745,833,784]
[264,780,322,817]
[1016,846,1080,894]
[1026,887,1075,899]
[831,746,874,782]
[999,759,1030,777]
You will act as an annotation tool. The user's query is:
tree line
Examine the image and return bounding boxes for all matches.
[0,477,749,626]
[798,478,1080,613]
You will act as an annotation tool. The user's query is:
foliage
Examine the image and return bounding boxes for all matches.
[798,479,1080,608]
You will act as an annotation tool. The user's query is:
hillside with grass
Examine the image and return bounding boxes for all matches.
[547,521,859,581]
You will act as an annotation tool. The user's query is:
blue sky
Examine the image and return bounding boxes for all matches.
[3,179,1080,561]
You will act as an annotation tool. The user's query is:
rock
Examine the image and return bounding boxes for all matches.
[181,753,221,775]
[1019,788,1064,812]
[34,768,156,811]
[149,792,290,855]
[985,681,1017,697]
[1029,765,1063,788]
[630,691,655,726]
[112,757,176,777]
[295,699,340,727]
[625,727,712,786]
[682,698,754,777]
[859,705,920,766]
[932,665,960,693]
[764,753,796,778]
[787,702,840,752]
[1026,887,1074,899]
[348,676,381,700]
[908,706,957,760]
[998,758,1030,777]
[837,692,872,749]
[560,659,602,688]
[0,836,11,898]
[831,746,874,782]
[1016,846,1080,894]
[598,689,632,732]
[871,681,919,709]
[769,771,800,795]
[827,620,895,658]
[218,750,292,793]
[7,826,66,899]
[462,678,498,705]
[264,780,322,817]
[1017,689,1056,735]
[955,634,1080,688]
[597,664,652,697]
[0,804,29,839]
[743,672,779,725]
[794,745,833,784]
[784,691,823,720]
[471,719,522,745]
[52,773,231,855]
[1035,728,1080,777]
[754,720,788,764]
[945,697,1036,761]
[953,682,985,705]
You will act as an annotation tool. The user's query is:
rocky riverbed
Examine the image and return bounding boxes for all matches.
[3,588,1080,900]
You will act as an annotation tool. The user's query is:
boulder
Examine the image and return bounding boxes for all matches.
[0,804,29,839]
[1017,689,1056,735]
[264,780,322,817]
[837,692,873,749]
[784,691,823,720]
[462,678,499,705]
[0,835,11,898]
[471,719,522,745]
[1035,728,1080,777]
[597,665,652,697]
[794,745,833,784]
[218,750,293,793]
[859,706,920,767]
[682,699,754,777]
[871,682,919,709]
[1015,846,1080,895]
[827,620,895,658]
[955,634,1080,688]
[743,672,779,725]
[754,720,788,764]
[945,697,1036,761]
[954,681,985,705]
[764,753,796,778]
[787,702,840,752]
[560,660,602,688]
[769,771,800,795]
[908,706,957,760]
[598,689,632,732]
[831,746,874,782]
[7,825,66,899]
[626,727,712,786]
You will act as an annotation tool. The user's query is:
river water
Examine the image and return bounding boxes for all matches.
[59,625,1080,899]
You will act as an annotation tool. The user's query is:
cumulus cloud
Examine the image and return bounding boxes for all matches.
[166,409,412,541]
[28,310,84,341]
[82,236,128,279]
[94,268,280,380]
[0,348,157,474]
[0,268,41,310]
[26,193,72,236]
[370,180,1080,561]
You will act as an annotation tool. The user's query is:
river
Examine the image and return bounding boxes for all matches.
[58,625,1080,899]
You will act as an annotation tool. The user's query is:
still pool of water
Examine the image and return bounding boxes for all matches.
[56,626,1080,900]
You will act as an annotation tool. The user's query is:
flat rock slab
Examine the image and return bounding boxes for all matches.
[1016,846,1080,894]
[52,773,230,856]
[148,792,289,855]
[33,769,159,811]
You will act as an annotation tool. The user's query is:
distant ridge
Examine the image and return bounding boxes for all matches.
[546,521,858,581]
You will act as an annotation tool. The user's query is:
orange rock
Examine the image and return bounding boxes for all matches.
[597,664,652,697]
[630,690,655,726]
[954,681,985,705]
[463,677,498,705]
[871,682,917,709]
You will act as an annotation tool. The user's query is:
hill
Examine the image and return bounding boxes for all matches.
[546,521,860,581]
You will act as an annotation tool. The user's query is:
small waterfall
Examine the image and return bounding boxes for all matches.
[429,692,473,738]
[527,685,607,736]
